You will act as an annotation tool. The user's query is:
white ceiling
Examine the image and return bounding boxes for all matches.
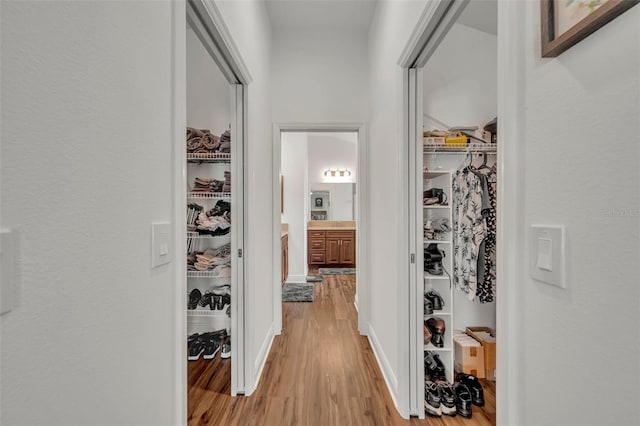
[456,0,498,35]
[265,0,378,32]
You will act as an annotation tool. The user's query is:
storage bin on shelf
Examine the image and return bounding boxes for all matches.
[466,326,496,380]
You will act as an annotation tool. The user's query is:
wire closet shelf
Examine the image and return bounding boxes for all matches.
[423,142,497,153]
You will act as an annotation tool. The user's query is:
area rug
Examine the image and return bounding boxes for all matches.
[319,268,356,275]
[282,282,314,302]
[306,275,323,282]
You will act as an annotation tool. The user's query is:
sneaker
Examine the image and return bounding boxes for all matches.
[188,289,201,310]
[188,334,204,361]
[202,338,220,360]
[221,337,231,359]
[424,381,442,417]
[454,382,473,418]
[456,373,485,407]
[437,381,457,416]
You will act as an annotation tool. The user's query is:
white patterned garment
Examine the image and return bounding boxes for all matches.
[452,169,487,300]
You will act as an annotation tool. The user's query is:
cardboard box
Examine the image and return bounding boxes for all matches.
[454,333,485,378]
[466,327,496,380]
[423,137,445,145]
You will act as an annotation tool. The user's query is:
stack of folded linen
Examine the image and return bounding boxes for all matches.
[219,130,231,153]
[223,171,231,193]
[192,177,224,194]
[187,127,221,154]
[195,213,230,236]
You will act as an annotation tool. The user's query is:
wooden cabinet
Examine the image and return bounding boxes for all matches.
[307,229,355,266]
[281,234,288,285]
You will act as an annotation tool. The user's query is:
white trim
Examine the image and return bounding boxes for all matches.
[171,2,187,424]
[367,324,401,417]
[198,0,253,84]
[247,323,275,395]
[285,274,308,284]
[272,122,370,338]
[497,1,525,425]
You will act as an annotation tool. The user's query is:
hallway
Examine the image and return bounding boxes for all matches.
[188,273,495,425]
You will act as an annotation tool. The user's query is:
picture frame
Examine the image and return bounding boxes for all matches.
[315,197,323,207]
[541,0,639,57]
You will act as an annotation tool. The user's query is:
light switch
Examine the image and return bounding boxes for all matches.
[530,225,566,288]
[1,229,16,315]
[152,222,171,269]
[536,238,553,271]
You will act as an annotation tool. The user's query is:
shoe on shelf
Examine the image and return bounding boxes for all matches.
[425,289,445,311]
[221,337,231,359]
[199,292,215,309]
[424,297,433,315]
[454,382,473,419]
[424,244,444,275]
[437,381,457,417]
[188,335,204,361]
[423,323,432,345]
[425,317,446,348]
[424,351,446,381]
[188,289,202,310]
[424,381,442,417]
[456,372,485,407]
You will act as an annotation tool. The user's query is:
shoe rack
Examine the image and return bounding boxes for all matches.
[423,169,454,383]
[186,150,232,352]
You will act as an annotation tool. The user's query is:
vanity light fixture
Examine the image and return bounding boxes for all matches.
[323,168,352,177]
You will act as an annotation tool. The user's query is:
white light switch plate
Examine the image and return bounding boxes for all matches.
[530,225,566,288]
[151,222,171,269]
[1,229,16,315]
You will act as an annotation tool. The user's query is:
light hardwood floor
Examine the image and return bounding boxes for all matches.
[188,273,495,425]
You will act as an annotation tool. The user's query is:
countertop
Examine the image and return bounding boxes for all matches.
[307,221,356,231]
[281,231,288,238]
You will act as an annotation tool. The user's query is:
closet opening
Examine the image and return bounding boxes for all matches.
[404,0,500,422]
[178,0,249,421]
[272,125,369,336]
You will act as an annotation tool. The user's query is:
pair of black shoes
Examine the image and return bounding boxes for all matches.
[424,381,457,417]
[424,244,444,275]
[453,373,485,418]
[424,290,444,314]
[424,351,446,381]
[188,329,227,361]
[188,289,230,311]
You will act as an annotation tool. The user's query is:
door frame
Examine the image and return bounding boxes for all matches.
[399,0,525,422]
[272,123,369,335]
[172,0,252,422]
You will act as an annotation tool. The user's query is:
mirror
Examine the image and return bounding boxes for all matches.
[309,183,356,221]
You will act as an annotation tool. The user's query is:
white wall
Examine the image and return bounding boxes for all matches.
[213,0,274,394]
[307,133,357,184]
[1,1,176,424]
[512,4,640,425]
[186,28,230,133]
[368,0,429,416]
[281,133,308,281]
[271,28,368,123]
[423,22,497,129]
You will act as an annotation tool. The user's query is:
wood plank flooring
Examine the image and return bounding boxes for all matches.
[188,273,495,425]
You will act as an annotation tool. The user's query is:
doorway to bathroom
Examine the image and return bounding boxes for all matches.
[272,125,368,335]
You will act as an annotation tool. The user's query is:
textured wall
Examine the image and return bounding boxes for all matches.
[516,4,640,425]
[1,1,176,424]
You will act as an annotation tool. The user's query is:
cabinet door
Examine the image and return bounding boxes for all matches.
[326,238,341,264]
[340,236,356,264]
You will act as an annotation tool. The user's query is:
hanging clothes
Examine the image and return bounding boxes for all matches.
[476,164,497,303]
[452,166,487,301]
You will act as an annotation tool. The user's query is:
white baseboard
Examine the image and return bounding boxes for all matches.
[367,324,399,411]
[286,274,307,284]
[249,322,275,395]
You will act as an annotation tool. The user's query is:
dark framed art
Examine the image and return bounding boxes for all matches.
[315,198,323,207]
[541,0,639,57]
